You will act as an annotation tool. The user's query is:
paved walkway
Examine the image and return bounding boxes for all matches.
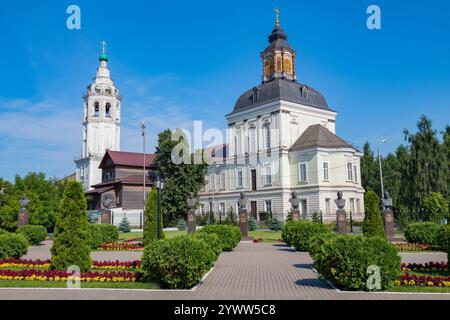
[1,242,448,300]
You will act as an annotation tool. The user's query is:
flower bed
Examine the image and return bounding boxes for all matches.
[97,242,144,251]
[393,242,441,252]
[401,261,447,273]
[0,269,143,282]
[395,273,450,287]
[0,259,141,270]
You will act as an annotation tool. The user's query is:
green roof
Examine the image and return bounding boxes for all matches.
[99,53,108,61]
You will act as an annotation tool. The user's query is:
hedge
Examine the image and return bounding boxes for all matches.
[16,225,47,246]
[88,224,120,249]
[0,233,28,259]
[404,222,441,245]
[308,233,338,260]
[281,220,330,252]
[193,232,223,259]
[197,225,241,251]
[313,235,401,291]
[141,235,216,289]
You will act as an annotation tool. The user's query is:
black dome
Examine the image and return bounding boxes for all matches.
[231,79,332,115]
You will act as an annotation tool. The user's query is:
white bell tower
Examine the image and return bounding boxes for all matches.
[75,41,121,191]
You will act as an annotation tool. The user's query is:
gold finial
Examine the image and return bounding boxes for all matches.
[274,7,280,27]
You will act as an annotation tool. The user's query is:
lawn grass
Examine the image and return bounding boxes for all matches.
[249,230,282,243]
[118,231,143,240]
[0,280,159,289]
[388,286,450,293]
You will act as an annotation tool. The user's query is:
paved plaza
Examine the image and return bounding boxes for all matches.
[0,241,448,300]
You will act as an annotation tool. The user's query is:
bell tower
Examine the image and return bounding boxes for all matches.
[75,41,121,191]
[261,8,297,83]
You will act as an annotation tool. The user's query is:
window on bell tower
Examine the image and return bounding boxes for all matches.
[94,102,99,117]
[105,103,111,117]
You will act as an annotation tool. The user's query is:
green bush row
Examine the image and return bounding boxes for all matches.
[403,222,447,248]
[197,224,241,251]
[88,224,119,249]
[281,220,330,252]
[0,233,28,259]
[313,235,401,291]
[16,225,47,246]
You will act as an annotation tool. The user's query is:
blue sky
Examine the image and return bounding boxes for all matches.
[0,0,449,181]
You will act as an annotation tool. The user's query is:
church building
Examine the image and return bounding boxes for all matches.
[198,15,365,223]
[75,43,122,191]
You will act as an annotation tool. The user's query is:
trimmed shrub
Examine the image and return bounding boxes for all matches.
[308,233,338,260]
[434,224,449,250]
[177,218,187,231]
[88,224,103,249]
[0,229,9,236]
[50,181,92,272]
[141,235,216,289]
[281,221,298,246]
[248,216,257,231]
[194,232,223,258]
[362,191,385,237]
[16,225,47,245]
[404,222,441,245]
[118,218,131,233]
[98,224,119,243]
[313,235,401,291]
[268,217,283,232]
[198,224,241,251]
[287,220,330,252]
[0,233,28,259]
[143,189,165,246]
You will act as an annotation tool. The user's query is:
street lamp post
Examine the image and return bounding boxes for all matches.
[208,197,213,225]
[155,175,164,240]
[141,121,146,229]
[377,139,387,199]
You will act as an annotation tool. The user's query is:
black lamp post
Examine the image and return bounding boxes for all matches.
[154,175,164,240]
[208,197,213,225]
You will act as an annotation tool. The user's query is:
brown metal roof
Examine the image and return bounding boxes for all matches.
[99,150,156,169]
[85,186,114,194]
[290,124,354,151]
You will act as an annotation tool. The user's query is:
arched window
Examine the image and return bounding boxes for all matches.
[94,102,99,117]
[95,87,101,94]
[105,103,111,117]
[105,87,112,95]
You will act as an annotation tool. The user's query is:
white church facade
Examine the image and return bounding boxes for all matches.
[75,45,121,191]
[198,18,365,222]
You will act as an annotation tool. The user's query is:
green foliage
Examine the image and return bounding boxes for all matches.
[435,224,450,251]
[223,207,237,226]
[50,181,91,272]
[196,214,209,226]
[422,192,449,223]
[154,129,208,225]
[141,235,216,289]
[98,224,119,242]
[88,224,103,249]
[118,217,131,233]
[404,222,441,245]
[286,220,330,252]
[362,191,385,237]
[360,142,380,194]
[198,224,241,251]
[177,218,187,231]
[16,225,47,245]
[286,209,293,222]
[248,216,257,231]
[0,233,28,258]
[281,221,297,246]
[308,233,338,260]
[312,212,322,224]
[0,173,64,232]
[313,235,401,291]
[268,217,283,232]
[193,232,223,259]
[143,189,165,246]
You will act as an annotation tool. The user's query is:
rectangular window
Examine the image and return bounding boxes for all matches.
[300,199,308,219]
[325,198,331,215]
[265,200,272,213]
[264,166,272,185]
[210,174,215,191]
[250,127,256,152]
[265,124,271,149]
[219,202,226,215]
[237,170,243,188]
[220,172,226,190]
[354,165,358,183]
[323,161,330,181]
[298,162,308,183]
[356,199,361,214]
[347,162,353,181]
[350,198,355,213]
